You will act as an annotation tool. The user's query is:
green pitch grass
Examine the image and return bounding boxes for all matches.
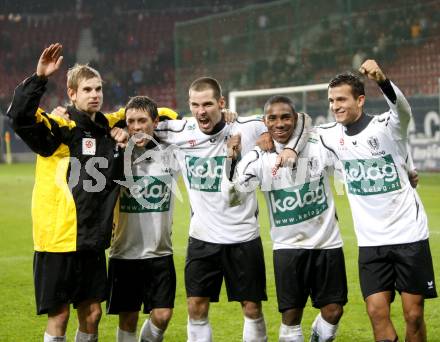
[0,163,439,341]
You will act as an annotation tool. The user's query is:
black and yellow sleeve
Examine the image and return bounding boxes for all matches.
[7,74,64,157]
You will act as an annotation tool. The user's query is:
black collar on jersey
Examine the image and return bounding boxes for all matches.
[67,105,110,134]
[208,120,226,135]
[344,112,373,136]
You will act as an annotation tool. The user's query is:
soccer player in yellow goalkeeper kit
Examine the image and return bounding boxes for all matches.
[7,43,126,342]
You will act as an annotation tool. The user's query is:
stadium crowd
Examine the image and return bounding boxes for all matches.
[1,0,440,116]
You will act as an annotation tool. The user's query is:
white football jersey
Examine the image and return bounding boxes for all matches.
[319,82,429,246]
[222,130,343,250]
[109,141,179,259]
[155,117,266,243]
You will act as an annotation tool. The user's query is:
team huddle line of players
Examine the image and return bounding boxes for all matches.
[7,43,437,342]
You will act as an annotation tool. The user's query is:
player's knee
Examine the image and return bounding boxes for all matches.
[152,308,173,329]
[403,306,424,328]
[320,304,343,325]
[119,312,139,332]
[366,301,389,322]
[48,306,70,327]
[187,297,209,320]
[241,301,262,319]
[87,305,102,326]
[281,308,302,326]
[367,306,390,324]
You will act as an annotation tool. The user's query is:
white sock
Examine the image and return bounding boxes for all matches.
[310,314,338,342]
[75,329,98,342]
[44,332,66,342]
[139,319,164,342]
[243,316,267,342]
[279,323,304,342]
[187,317,212,342]
[117,327,136,342]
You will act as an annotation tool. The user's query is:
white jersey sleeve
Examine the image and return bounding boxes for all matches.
[231,113,311,156]
[382,81,412,140]
[284,112,312,154]
[230,116,267,156]
[221,149,263,207]
[405,142,416,171]
[155,119,192,146]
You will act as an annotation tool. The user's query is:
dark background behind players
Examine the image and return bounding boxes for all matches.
[0,0,439,168]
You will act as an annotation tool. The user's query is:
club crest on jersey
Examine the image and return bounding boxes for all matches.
[367,136,386,156]
[82,138,96,155]
[343,154,401,195]
[188,139,196,147]
[367,136,380,150]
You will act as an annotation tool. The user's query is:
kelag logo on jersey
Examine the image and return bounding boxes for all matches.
[185,156,225,192]
[343,154,401,195]
[269,177,328,227]
[120,175,172,213]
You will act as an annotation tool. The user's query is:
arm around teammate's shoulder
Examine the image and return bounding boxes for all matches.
[284,112,312,155]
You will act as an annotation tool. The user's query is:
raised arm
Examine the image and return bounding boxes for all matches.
[359,59,412,139]
[36,43,64,78]
[7,43,65,156]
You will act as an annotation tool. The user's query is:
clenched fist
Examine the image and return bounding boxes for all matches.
[227,134,241,160]
[359,59,386,83]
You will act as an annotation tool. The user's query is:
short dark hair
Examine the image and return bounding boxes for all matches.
[263,95,297,117]
[125,96,158,120]
[328,73,365,98]
[189,77,222,100]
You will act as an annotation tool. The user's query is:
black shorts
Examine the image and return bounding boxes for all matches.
[185,237,267,302]
[273,248,348,312]
[107,255,176,314]
[33,250,107,315]
[359,239,437,300]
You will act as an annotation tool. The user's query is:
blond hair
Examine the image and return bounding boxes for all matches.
[66,64,102,90]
